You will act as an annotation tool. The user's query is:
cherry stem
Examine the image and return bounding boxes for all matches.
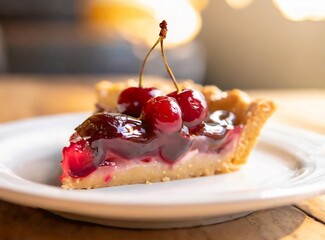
[139,38,160,88]
[160,39,180,93]
[139,20,180,93]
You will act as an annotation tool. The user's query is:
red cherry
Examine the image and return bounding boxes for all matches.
[168,89,208,128]
[62,140,96,178]
[117,87,164,117]
[141,96,182,135]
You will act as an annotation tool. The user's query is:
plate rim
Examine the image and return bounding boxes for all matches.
[0,113,324,219]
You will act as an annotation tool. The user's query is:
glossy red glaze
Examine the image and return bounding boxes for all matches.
[75,113,146,142]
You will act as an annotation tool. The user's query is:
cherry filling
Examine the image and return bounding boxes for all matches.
[61,111,241,179]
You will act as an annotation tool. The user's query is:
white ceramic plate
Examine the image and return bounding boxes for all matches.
[0,113,325,229]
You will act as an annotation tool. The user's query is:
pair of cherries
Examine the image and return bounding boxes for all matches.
[117,87,208,135]
[117,20,207,135]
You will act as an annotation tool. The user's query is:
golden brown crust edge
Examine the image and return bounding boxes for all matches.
[201,86,276,165]
[234,99,276,164]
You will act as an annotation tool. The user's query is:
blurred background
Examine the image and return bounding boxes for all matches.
[0,0,325,89]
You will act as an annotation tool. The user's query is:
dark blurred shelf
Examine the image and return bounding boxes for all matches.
[0,21,205,82]
[0,0,79,20]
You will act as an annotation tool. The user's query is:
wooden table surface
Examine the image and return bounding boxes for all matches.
[0,75,324,240]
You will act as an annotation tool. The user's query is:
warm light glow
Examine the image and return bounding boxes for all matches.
[225,0,325,21]
[225,0,254,9]
[86,0,207,47]
[150,0,201,47]
[273,0,325,21]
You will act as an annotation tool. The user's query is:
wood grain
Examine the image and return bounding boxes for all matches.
[0,75,324,239]
[295,196,325,224]
[0,201,324,240]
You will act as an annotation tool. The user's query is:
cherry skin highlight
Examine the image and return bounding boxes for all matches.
[168,89,208,128]
[75,113,146,143]
[117,87,164,117]
[141,96,183,135]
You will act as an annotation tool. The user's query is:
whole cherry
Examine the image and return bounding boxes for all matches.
[158,21,208,128]
[168,89,208,128]
[117,24,164,118]
[141,96,183,135]
[117,87,163,117]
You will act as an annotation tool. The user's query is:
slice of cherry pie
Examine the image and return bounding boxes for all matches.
[60,21,275,189]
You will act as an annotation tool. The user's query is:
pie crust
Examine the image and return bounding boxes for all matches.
[61,78,275,189]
